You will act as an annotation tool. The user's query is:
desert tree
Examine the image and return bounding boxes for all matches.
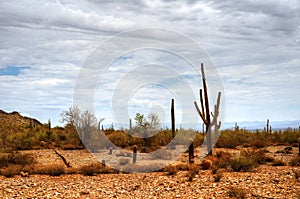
[60,106,103,142]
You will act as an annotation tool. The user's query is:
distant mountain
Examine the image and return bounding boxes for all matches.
[222,120,300,131]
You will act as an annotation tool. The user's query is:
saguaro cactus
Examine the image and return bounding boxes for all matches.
[266,119,270,134]
[129,119,132,130]
[188,138,194,163]
[211,92,221,140]
[171,99,175,139]
[133,145,137,164]
[194,63,221,156]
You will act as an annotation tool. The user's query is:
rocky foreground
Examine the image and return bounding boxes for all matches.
[0,165,299,198]
[1,146,300,198]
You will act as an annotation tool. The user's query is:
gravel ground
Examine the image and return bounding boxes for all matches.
[0,146,299,198]
[1,166,299,198]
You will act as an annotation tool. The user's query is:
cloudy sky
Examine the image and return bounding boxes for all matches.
[0,0,299,128]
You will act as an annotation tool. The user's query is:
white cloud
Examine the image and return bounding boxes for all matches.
[0,0,299,127]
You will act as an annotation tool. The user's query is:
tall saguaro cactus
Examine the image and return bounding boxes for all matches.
[266,119,270,134]
[171,99,175,139]
[194,63,221,156]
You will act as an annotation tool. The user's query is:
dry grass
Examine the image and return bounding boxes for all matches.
[0,152,34,168]
[230,156,257,172]
[79,163,103,176]
[32,164,65,176]
[0,165,22,178]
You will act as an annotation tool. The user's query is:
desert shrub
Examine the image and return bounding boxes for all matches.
[0,152,34,168]
[290,156,300,166]
[294,170,300,180]
[200,159,213,170]
[228,186,246,199]
[192,133,205,148]
[216,130,253,149]
[163,163,192,175]
[164,164,179,175]
[107,131,129,148]
[0,165,22,177]
[250,139,266,148]
[213,171,223,182]
[61,143,84,150]
[186,164,200,182]
[278,129,300,144]
[33,164,65,176]
[79,163,104,176]
[241,149,272,165]
[271,160,285,166]
[230,156,257,172]
[215,151,231,168]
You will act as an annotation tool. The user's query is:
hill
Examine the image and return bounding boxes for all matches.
[0,109,82,150]
[0,109,41,128]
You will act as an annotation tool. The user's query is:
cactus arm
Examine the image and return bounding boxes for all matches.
[194,101,208,124]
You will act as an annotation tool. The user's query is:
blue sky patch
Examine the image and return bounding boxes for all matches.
[0,66,30,76]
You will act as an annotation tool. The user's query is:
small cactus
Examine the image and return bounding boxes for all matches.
[188,139,194,163]
[133,145,137,164]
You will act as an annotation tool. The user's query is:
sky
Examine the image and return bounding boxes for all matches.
[0,0,299,128]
